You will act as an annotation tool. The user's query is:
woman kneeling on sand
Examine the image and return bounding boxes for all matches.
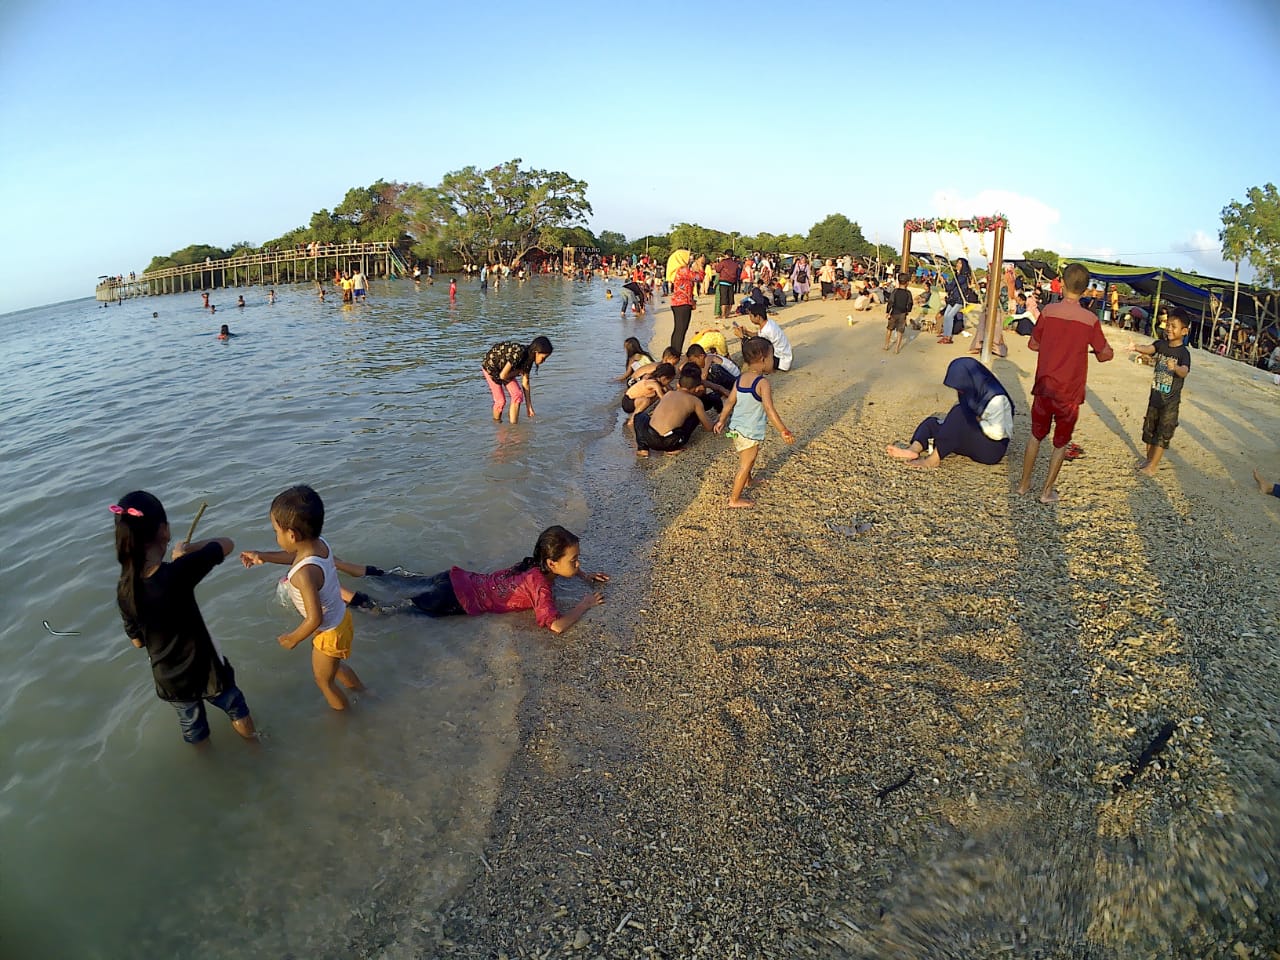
[886,357,1014,468]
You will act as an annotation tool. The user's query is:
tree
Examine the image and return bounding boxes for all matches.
[668,222,731,256]
[408,159,592,265]
[146,243,230,272]
[597,230,628,255]
[806,214,869,257]
[1220,183,1280,288]
[1021,247,1061,273]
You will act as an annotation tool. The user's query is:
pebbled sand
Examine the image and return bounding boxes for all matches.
[422,292,1280,959]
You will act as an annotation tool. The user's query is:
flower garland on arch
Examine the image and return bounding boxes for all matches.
[903,214,1008,234]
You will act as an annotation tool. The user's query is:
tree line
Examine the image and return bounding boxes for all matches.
[144,161,898,275]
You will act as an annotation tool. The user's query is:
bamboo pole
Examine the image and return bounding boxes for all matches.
[980,224,1006,366]
[1226,259,1241,360]
[900,224,911,276]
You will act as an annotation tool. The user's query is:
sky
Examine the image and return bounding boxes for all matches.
[1,0,1278,315]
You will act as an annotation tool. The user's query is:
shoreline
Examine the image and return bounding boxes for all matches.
[427,292,1280,958]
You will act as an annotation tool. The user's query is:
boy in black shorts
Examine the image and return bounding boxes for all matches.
[885,272,913,354]
[1128,308,1191,477]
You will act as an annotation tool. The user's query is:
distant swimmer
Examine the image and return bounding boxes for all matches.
[201,292,210,309]
[216,324,234,340]
[237,295,246,308]
[449,279,457,302]
[267,290,276,304]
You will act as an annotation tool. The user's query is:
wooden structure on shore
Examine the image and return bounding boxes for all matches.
[95,241,410,301]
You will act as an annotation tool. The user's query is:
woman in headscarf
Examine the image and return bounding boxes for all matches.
[939,257,980,343]
[885,357,1014,468]
[666,249,703,356]
[789,255,812,303]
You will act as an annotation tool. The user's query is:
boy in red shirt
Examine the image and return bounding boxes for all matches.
[1017,263,1114,503]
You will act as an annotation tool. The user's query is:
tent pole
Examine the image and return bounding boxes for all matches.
[1227,259,1241,361]
[900,224,911,277]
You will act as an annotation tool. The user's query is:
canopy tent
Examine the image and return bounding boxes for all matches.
[1004,258,1059,283]
[1067,259,1276,325]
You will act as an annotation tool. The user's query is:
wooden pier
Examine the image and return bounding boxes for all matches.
[95,241,410,300]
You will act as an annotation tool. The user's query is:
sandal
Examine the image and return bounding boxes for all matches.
[1064,443,1085,461]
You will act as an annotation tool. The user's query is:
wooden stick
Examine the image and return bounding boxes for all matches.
[184,502,208,544]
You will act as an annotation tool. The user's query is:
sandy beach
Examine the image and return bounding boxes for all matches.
[413,291,1280,959]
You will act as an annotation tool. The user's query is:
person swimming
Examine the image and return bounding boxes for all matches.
[216,324,233,340]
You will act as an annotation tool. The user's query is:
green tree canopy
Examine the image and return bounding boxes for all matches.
[1220,183,1280,288]
[1021,247,1061,272]
[596,230,627,255]
[145,243,231,272]
[806,214,869,257]
[408,158,592,266]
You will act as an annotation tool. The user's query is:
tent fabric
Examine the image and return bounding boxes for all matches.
[1067,259,1276,323]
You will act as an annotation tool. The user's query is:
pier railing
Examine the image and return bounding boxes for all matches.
[95,241,405,300]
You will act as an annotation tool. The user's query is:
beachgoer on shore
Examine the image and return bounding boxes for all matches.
[1129,308,1191,477]
[886,357,1014,468]
[1253,468,1280,498]
[732,300,793,371]
[617,337,654,383]
[1017,262,1115,504]
[940,258,980,343]
[714,336,795,508]
[668,250,704,357]
[347,526,608,635]
[621,362,675,424]
[111,490,257,746]
[790,256,811,302]
[239,485,367,711]
[885,273,914,354]
[633,363,717,458]
[482,336,553,423]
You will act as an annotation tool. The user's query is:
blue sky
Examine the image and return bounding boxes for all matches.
[1,0,1277,314]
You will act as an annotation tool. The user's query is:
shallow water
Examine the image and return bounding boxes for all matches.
[0,276,649,957]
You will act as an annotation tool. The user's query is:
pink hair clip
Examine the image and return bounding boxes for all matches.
[109,504,144,517]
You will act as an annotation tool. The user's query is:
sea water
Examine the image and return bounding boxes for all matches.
[0,276,648,957]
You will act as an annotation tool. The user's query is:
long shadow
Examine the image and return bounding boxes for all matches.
[1085,387,1143,456]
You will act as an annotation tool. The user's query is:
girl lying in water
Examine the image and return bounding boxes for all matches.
[344,526,608,635]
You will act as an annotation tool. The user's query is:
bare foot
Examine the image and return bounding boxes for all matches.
[726,498,754,509]
[1135,460,1150,472]
[1137,465,1158,477]
[1253,468,1269,493]
[1039,488,1060,504]
[1016,483,1032,495]
[894,345,902,354]
[906,451,942,469]
[885,444,919,460]
[635,449,649,458]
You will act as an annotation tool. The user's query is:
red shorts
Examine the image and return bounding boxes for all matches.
[1030,394,1079,448]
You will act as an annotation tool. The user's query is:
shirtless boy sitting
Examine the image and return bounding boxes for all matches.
[634,364,717,458]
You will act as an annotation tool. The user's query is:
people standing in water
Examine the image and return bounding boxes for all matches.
[216,324,234,340]
[481,336,553,423]
[111,490,257,747]
[352,268,368,301]
[885,357,1014,468]
[347,526,608,635]
[240,485,367,712]
[449,279,457,302]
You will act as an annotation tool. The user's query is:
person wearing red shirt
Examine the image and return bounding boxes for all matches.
[1017,262,1114,503]
[1049,274,1063,301]
[669,253,705,355]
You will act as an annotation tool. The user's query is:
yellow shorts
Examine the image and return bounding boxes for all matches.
[312,608,353,659]
[731,433,761,453]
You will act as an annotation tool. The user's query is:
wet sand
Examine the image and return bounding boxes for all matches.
[419,292,1280,958]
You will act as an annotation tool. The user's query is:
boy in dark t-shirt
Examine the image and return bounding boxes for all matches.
[1128,308,1191,476]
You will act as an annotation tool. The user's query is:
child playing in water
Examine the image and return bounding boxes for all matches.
[111,490,256,746]
[616,337,654,382]
[622,361,676,424]
[482,336,553,423]
[348,526,607,634]
[216,324,233,340]
[714,336,796,507]
[239,485,367,711]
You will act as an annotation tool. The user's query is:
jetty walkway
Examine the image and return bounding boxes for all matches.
[95,241,410,300]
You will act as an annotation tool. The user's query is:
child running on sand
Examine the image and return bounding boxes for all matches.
[1017,263,1114,503]
[240,485,367,711]
[111,491,257,746]
[348,526,607,635]
[714,336,795,507]
[481,336,553,423]
[1128,308,1191,477]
